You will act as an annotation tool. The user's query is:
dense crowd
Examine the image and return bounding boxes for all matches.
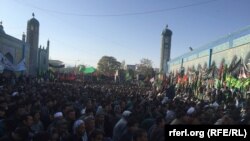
[0,74,250,141]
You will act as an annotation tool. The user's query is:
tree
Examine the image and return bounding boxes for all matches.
[97,56,121,76]
[136,58,154,79]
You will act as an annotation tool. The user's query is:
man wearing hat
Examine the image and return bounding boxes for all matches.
[112,110,132,141]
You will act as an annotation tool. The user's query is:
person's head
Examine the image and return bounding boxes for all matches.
[46,100,53,108]
[62,104,73,116]
[73,119,86,136]
[133,129,148,141]
[122,110,132,120]
[84,116,95,132]
[155,116,165,128]
[92,99,97,105]
[66,109,76,121]
[31,111,41,122]
[86,99,92,109]
[114,105,121,114]
[89,129,104,141]
[54,112,63,120]
[55,118,68,133]
[95,111,105,125]
[21,114,33,127]
[120,101,126,110]
[16,106,27,116]
[104,101,112,112]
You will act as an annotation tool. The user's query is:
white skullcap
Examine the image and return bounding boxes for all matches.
[122,110,132,118]
[81,108,86,115]
[212,102,219,108]
[96,106,104,116]
[187,107,195,115]
[73,119,85,134]
[54,112,63,118]
[161,97,169,104]
[12,92,19,97]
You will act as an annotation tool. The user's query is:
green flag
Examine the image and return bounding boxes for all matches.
[226,75,232,87]
[235,80,242,89]
[79,66,85,72]
[230,77,237,87]
[125,72,132,81]
[80,67,96,74]
[215,78,221,89]
[243,78,250,89]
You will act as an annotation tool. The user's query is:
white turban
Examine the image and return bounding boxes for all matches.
[73,119,85,134]
[54,112,63,118]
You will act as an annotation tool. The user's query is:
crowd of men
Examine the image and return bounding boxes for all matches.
[0,73,250,141]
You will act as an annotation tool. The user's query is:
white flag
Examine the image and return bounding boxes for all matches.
[150,77,155,83]
[15,59,26,71]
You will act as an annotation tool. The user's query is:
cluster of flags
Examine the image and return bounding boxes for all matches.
[163,56,250,94]
[225,75,250,89]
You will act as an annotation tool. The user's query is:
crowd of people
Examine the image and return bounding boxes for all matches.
[0,73,250,141]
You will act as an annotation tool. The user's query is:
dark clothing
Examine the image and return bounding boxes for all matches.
[166,85,175,100]
[0,134,15,141]
[104,114,114,138]
[119,129,133,141]
[149,127,164,141]
[67,134,82,141]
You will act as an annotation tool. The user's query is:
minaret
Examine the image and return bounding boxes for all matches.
[22,32,26,42]
[26,13,39,76]
[160,25,172,73]
[46,39,50,54]
[0,21,5,34]
[22,32,26,59]
[46,40,50,71]
[46,39,50,60]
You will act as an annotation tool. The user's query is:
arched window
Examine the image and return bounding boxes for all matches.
[5,52,14,64]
